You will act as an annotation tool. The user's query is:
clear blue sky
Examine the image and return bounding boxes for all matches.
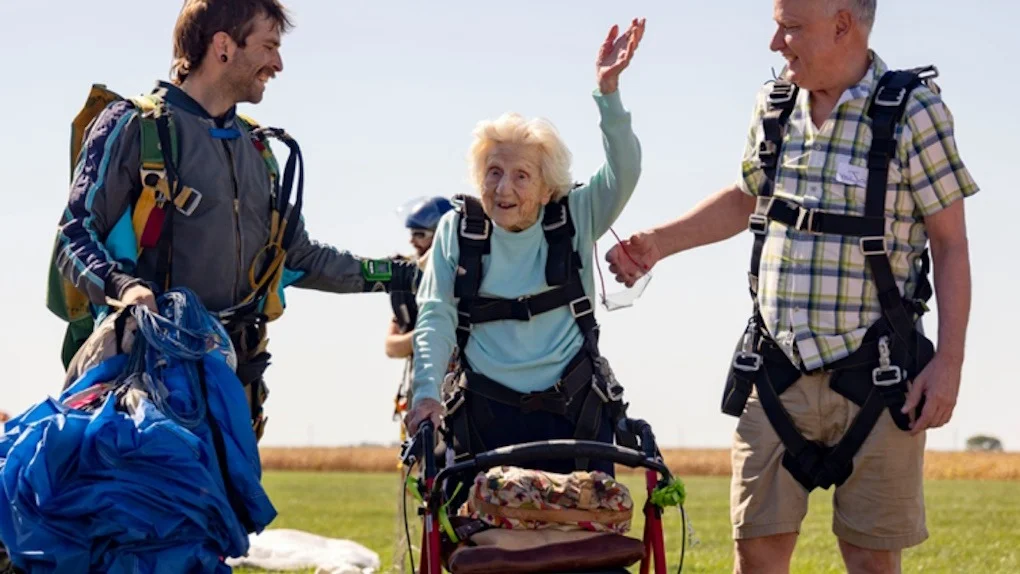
[1,1,1015,451]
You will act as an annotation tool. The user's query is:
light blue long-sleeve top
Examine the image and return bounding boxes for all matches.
[411,89,642,406]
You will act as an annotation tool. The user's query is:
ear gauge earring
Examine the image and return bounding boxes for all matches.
[220,54,228,63]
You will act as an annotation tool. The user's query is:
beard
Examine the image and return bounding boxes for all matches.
[224,53,268,105]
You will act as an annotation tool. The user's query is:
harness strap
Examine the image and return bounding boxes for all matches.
[750,328,920,491]
[447,194,632,468]
[747,80,800,297]
[542,199,580,287]
[728,68,940,491]
[131,93,194,254]
[754,196,886,237]
[461,352,594,414]
[863,69,928,348]
[152,108,182,293]
[444,352,602,464]
[464,284,594,324]
[452,195,491,353]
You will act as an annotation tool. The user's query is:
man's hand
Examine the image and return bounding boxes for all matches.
[902,197,971,436]
[404,398,444,436]
[363,258,420,293]
[596,18,646,95]
[902,352,963,435]
[120,284,157,312]
[606,231,659,287]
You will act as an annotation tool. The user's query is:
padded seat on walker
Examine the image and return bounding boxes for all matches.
[446,529,645,574]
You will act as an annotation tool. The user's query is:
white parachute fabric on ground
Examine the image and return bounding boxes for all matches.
[225,529,380,574]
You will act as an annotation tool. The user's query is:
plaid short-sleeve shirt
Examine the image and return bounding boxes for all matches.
[739,52,979,370]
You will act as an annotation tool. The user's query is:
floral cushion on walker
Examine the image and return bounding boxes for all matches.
[464,466,633,534]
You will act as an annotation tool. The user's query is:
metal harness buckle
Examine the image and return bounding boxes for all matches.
[859,236,888,256]
[732,328,763,372]
[733,351,763,372]
[445,391,466,417]
[795,207,815,232]
[748,213,769,235]
[768,84,797,105]
[569,296,594,318]
[593,377,625,403]
[872,336,904,386]
[174,188,202,216]
[459,216,491,241]
[592,357,625,403]
[874,85,907,107]
[542,205,568,232]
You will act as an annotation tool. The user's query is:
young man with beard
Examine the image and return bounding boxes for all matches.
[51,0,417,443]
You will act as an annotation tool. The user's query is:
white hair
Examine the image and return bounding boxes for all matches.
[829,0,876,35]
[468,112,573,200]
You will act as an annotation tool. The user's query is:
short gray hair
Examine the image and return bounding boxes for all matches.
[830,0,876,34]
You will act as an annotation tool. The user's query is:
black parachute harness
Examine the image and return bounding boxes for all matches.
[720,66,940,491]
[441,194,640,472]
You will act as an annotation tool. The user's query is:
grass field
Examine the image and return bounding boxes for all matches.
[233,470,1020,574]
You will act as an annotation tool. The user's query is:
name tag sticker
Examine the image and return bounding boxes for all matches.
[835,162,869,187]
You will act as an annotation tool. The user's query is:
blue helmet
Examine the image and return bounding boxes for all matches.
[404,196,454,230]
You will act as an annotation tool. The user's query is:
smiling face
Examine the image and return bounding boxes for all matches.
[223,12,284,104]
[480,143,553,232]
[770,0,847,90]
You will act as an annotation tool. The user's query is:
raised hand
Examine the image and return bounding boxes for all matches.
[597,18,646,94]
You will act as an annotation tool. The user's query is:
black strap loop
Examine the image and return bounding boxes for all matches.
[748,80,799,300]
[153,110,181,292]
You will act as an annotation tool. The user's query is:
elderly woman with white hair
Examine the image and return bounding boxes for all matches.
[404,18,647,477]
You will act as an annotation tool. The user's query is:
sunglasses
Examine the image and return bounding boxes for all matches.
[410,229,434,240]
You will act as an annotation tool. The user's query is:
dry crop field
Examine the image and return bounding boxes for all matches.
[259,446,1020,480]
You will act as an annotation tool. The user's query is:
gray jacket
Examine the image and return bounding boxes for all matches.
[57,81,376,313]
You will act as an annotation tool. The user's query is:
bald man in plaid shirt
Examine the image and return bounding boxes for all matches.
[607,1,978,573]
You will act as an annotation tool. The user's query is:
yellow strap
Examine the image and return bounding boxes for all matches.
[131,187,158,254]
[62,281,91,319]
[236,112,262,128]
[172,186,193,210]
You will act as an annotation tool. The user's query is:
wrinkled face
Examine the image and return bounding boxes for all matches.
[480,143,552,232]
[224,13,283,104]
[770,0,842,90]
[409,229,434,256]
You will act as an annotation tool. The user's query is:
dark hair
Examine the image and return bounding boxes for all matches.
[170,0,293,84]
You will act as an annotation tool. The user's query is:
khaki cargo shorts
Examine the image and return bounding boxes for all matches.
[730,372,927,551]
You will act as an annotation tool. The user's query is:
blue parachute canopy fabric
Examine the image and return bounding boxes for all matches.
[0,289,277,573]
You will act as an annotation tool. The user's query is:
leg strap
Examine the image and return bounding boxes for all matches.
[742,322,932,491]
